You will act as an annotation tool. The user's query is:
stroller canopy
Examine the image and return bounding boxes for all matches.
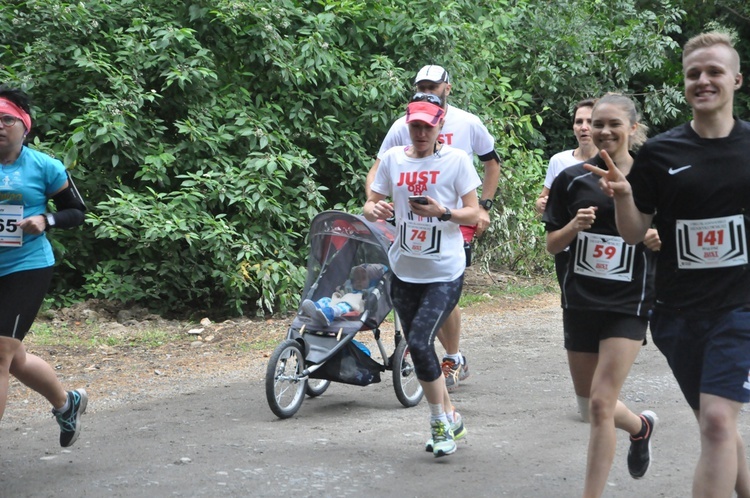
[309,211,394,266]
[299,211,395,330]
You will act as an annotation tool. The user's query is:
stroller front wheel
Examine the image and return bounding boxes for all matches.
[305,378,331,397]
[265,339,307,419]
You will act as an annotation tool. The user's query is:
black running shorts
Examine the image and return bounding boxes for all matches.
[563,308,647,353]
[0,267,54,341]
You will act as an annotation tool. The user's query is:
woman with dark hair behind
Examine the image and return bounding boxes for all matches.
[536,98,599,214]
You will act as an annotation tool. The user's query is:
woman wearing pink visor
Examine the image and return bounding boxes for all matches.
[365,94,481,458]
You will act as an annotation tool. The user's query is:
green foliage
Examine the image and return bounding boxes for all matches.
[0,0,543,315]
[4,0,745,318]
[505,0,687,153]
[1,0,336,315]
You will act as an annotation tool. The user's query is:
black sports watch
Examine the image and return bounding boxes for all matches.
[438,207,452,222]
[479,199,494,211]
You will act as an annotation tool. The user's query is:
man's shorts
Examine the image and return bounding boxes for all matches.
[459,225,476,267]
[563,309,647,353]
[459,224,476,244]
[650,306,750,410]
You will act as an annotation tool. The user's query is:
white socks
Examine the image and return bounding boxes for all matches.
[444,352,462,363]
[55,397,70,414]
[429,403,448,423]
[576,395,591,423]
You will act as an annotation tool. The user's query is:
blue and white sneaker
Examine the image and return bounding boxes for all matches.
[300,299,334,326]
[53,389,88,447]
[315,307,335,326]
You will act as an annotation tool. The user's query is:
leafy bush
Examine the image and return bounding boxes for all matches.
[7,0,742,317]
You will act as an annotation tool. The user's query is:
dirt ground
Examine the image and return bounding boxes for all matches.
[4,266,526,417]
[1,267,748,497]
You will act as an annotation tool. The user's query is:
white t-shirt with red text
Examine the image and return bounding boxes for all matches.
[371,145,481,283]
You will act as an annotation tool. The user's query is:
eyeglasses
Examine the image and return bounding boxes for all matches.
[0,115,19,127]
[410,92,442,107]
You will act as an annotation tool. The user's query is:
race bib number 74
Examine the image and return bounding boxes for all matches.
[399,219,442,260]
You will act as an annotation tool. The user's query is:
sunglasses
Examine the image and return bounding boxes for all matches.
[410,92,442,107]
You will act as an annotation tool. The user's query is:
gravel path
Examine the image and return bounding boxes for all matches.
[1,292,748,497]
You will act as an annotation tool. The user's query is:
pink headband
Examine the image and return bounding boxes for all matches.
[0,98,31,132]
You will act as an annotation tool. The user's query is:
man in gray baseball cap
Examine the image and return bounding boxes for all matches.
[414,65,450,85]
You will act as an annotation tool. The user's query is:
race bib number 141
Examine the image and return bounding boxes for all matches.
[676,215,747,269]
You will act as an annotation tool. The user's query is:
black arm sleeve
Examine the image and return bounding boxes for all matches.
[48,176,87,229]
[48,208,85,229]
[477,150,501,163]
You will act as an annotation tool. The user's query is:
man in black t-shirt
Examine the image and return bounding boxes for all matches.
[587,32,750,497]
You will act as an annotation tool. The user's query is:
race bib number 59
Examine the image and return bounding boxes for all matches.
[0,204,23,247]
[676,215,747,269]
[574,232,634,282]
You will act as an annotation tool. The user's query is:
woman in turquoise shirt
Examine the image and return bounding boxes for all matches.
[0,86,87,447]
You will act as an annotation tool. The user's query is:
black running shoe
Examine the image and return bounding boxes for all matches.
[628,410,657,478]
[53,389,88,447]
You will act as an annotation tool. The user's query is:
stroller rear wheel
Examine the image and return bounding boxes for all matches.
[265,339,307,418]
[305,378,331,397]
[392,338,424,407]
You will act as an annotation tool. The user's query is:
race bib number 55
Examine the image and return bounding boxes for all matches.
[574,232,634,282]
[676,215,747,269]
[0,204,23,247]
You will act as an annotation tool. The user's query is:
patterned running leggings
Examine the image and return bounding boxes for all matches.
[390,273,464,382]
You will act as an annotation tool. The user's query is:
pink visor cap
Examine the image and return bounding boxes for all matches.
[0,98,31,132]
[406,101,445,127]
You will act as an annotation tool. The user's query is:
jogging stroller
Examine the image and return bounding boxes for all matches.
[265,210,424,419]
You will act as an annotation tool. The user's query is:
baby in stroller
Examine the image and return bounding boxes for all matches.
[300,263,388,326]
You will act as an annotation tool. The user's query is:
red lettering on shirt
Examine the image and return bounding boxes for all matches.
[396,170,442,195]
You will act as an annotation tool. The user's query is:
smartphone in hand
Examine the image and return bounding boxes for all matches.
[408,196,429,205]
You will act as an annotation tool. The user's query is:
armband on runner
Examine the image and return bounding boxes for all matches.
[46,173,87,230]
[477,150,501,163]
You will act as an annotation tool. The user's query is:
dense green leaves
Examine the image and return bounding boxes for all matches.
[1,0,747,316]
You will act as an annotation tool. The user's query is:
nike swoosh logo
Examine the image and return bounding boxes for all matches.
[668,165,692,175]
